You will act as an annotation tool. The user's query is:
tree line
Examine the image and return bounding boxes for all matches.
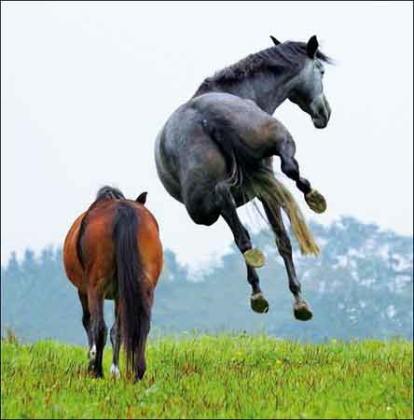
[1,217,412,344]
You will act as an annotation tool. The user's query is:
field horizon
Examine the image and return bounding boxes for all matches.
[1,334,413,419]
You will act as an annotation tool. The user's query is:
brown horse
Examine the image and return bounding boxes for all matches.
[63,186,163,380]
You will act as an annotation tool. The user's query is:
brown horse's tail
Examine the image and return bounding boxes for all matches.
[251,168,320,256]
[113,202,150,379]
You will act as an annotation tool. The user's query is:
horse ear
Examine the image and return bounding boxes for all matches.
[270,35,281,46]
[307,35,319,58]
[136,192,148,205]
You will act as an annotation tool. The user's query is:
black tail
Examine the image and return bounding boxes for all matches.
[113,202,150,379]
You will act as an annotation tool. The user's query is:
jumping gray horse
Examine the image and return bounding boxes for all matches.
[155,35,332,320]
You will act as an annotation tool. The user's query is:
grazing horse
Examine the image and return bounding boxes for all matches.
[155,35,332,320]
[63,186,163,380]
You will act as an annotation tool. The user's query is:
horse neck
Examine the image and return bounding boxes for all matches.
[196,69,298,115]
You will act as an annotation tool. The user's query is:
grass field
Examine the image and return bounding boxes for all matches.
[1,335,413,419]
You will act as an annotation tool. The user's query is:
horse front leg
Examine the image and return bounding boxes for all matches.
[215,181,269,314]
[261,199,313,321]
[276,131,327,214]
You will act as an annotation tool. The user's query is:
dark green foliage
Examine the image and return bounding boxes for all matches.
[1,217,413,344]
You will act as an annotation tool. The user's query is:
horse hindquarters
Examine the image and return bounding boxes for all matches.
[191,93,282,160]
[155,130,183,203]
[161,100,269,311]
[159,106,231,226]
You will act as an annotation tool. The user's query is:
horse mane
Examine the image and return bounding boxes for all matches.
[95,186,126,201]
[198,41,331,90]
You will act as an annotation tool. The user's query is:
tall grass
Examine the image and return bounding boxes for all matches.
[1,335,412,419]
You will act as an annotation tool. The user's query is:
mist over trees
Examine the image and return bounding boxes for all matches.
[1,217,413,344]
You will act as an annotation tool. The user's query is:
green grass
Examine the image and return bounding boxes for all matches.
[1,335,413,419]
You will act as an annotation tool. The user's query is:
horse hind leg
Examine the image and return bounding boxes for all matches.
[261,200,313,321]
[87,288,107,378]
[78,291,95,358]
[247,265,269,314]
[215,181,269,314]
[216,182,265,268]
[77,288,102,371]
[109,301,121,378]
[78,290,105,375]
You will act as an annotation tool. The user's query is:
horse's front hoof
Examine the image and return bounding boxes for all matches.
[293,300,313,321]
[250,292,269,314]
[305,189,327,214]
[244,248,265,268]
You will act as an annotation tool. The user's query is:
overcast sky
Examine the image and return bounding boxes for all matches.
[1,1,413,267]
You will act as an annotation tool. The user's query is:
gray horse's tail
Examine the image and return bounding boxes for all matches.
[202,116,319,256]
[250,168,320,256]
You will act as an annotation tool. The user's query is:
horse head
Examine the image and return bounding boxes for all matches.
[287,35,332,129]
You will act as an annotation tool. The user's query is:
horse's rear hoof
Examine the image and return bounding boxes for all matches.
[88,363,103,379]
[110,364,121,379]
[251,292,269,314]
[294,300,313,321]
[88,362,100,378]
[244,248,265,268]
[305,189,327,214]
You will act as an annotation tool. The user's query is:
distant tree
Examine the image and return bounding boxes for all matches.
[7,251,20,275]
[1,218,413,343]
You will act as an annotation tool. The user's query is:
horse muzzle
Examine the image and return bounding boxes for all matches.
[310,95,331,129]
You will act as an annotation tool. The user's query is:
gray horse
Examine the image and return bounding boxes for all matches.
[155,36,332,320]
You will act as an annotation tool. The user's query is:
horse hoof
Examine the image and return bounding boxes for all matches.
[305,189,327,214]
[293,300,313,321]
[88,363,103,379]
[251,293,269,314]
[110,364,120,379]
[88,360,96,374]
[244,248,265,268]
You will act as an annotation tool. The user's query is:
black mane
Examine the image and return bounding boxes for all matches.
[96,186,125,201]
[200,41,331,88]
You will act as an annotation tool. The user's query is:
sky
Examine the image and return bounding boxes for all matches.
[1,1,413,267]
